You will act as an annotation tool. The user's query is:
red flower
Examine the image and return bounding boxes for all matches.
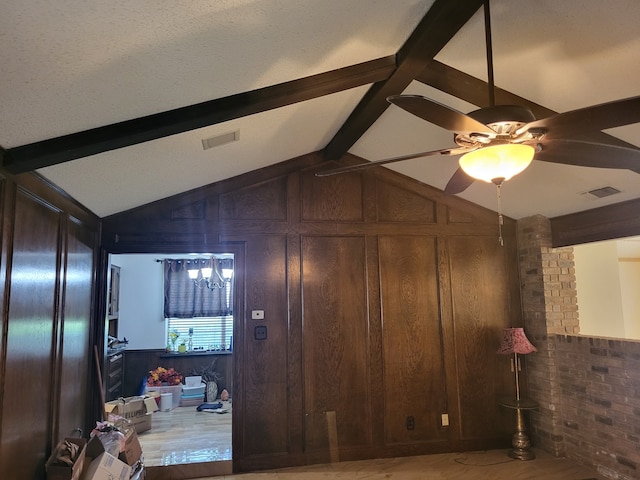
[147,366,183,386]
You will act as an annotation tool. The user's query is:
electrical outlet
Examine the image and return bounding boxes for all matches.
[406,416,415,430]
[441,413,449,427]
[254,325,267,340]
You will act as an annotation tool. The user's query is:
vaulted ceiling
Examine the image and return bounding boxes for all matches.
[1,0,639,222]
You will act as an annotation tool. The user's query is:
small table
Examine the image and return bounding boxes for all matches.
[498,396,539,461]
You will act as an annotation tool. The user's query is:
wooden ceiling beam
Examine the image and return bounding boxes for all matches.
[322,0,485,160]
[1,56,397,174]
[550,197,640,247]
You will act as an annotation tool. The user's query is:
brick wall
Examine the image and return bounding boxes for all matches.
[517,214,575,456]
[555,335,640,480]
[517,214,640,480]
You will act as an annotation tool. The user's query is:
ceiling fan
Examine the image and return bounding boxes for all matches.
[317,0,640,195]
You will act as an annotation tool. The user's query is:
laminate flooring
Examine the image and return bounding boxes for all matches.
[195,449,607,480]
[138,403,606,480]
[138,401,232,467]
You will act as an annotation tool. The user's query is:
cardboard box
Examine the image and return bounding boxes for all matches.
[45,437,87,480]
[118,428,143,466]
[89,423,143,467]
[132,413,152,433]
[105,396,158,433]
[105,396,145,420]
[83,452,131,480]
[84,436,132,480]
[143,396,159,414]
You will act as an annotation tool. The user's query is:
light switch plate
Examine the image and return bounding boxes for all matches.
[251,310,264,320]
[441,413,449,427]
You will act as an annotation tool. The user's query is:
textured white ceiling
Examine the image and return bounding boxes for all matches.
[39,86,369,215]
[2,0,639,219]
[2,0,430,146]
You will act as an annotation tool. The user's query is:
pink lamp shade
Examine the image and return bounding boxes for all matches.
[497,327,537,355]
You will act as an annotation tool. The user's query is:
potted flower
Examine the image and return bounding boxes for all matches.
[147,366,183,386]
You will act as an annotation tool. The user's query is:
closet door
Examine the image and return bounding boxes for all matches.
[0,190,62,479]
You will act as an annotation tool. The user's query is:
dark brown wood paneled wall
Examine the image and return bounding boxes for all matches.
[0,172,100,480]
[2,189,61,478]
[302,235,370,456]
[379,235,446,445]
[446,236,514,440]
[56,220,95,440]
[101,152,521,473]
[242,235,289,458]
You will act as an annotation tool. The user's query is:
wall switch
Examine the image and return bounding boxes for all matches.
[251,310,264,320]
[254,325,267,340]
[441,413,449,427]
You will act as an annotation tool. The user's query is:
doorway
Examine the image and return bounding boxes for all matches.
[105,252,235,470]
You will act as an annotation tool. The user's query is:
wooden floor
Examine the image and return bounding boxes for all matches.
[194,449,607,480]
[139,403,606,480]
[138,401,232,467]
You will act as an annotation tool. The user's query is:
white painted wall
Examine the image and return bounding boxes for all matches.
[111,254,166,350]
[574,238,640,340]
[574,241,626,338]
[619,260,640,339]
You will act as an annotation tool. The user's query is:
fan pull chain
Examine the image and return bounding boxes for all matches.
[496,182,504,246]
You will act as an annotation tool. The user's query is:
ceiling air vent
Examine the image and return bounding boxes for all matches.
[201,130,239,150]
[581,186,621,199]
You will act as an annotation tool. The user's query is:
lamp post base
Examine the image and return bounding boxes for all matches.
[508,427,535,461]
[499,396,538,461]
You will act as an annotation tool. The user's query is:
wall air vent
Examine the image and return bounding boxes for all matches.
[201,130,240,150]
[581,186,621,199]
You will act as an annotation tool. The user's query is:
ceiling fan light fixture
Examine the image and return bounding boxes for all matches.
[459,144,534,184]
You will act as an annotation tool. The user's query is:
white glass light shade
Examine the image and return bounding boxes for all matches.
[459,144,534,183]
[187,269,199,280]
[221,268,234,280]
[200,267,213,279]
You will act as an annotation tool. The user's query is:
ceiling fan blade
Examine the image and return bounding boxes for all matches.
[387,95,496,134]
[315,147,470,177]
[534,138,640,169]
[444,167,475,194]
[522,95,640,138]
